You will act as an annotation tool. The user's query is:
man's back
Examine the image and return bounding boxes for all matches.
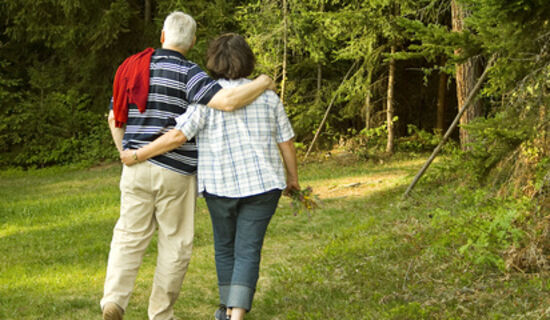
[122,48,221,175]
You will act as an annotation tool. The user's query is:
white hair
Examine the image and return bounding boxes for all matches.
[162,11,196,51]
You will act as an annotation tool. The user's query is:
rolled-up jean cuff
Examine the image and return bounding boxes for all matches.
[219,285,230,306]
[226,285,255,311]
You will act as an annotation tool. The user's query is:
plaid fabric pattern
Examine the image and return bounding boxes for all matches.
[115,49,221,175]
[175,78,295,198]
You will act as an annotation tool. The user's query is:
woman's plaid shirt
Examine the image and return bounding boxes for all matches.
[175,78,295,198]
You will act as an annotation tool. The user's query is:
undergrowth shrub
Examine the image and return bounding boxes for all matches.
[343,122,450,158]
[0,89,118,168]
[463,109,533,184]
[397,124,442,153]
[427,187,530,271]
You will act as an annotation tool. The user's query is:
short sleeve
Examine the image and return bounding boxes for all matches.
[273,95,295,143]
[175,103,208,140]
[186,64,222,106]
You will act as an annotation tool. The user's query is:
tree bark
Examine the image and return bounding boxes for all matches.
[540,101,548,157]
[386,45,397,154]
[436,66,448,133]
[365,93,372,131]
[281,0,288,104]
[144,0,152,25]
[364,67,373,131]
[316,63,322,105]
[452,0,483,149]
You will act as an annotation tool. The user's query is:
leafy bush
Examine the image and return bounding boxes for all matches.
[427,186,530,271]
[397,124,442,153]
[0,89,117,168]
[463,110,532,180]
[360,122,389,152]
[348,122,449,157]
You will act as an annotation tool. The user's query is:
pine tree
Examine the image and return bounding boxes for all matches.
[452,0,483,149]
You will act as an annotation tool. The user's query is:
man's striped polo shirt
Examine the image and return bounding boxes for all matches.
[113,48,222,175]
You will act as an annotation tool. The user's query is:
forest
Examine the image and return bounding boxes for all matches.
[0,0,548,168]
[0,0,549,318]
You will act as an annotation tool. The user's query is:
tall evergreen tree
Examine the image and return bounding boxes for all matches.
[451,0,483,149]
[400,0,550,195]
[0,0,145,166]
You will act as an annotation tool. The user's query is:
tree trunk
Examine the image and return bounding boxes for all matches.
[364,67,373,131]
[281,0,288,104]
[316,63,322,105]
[540,102,548,157]
[365,94,372,131]
[144,0,152,25]
[452,0,483,149]
[436,66,448,133]
[315,2,324,107]
[386,45,397,154]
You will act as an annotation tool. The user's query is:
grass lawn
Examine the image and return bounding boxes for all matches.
[1,157,548,319]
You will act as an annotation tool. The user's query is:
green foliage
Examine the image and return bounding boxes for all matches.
[0,0,149,167]
[457,63,548,189]
[359,122,389,152]
[534,156,550,192]
[0,89,117,167]
[354,116,445,154]
[397,124,442,152]
[428,187,529,270]
[0,61,23,154]
[1,0,549,173]
[397,15,483,68]
[400,0,550,199]
[461,0,550,100]
[234,0,440,146]
[236,0,352,143]
[0,0,259,167]
[459,110,530,181]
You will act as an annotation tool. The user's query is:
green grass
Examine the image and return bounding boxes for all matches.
[1,158,548,319]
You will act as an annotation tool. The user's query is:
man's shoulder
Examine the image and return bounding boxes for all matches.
[152,49,199,67]
[151,52,208,81]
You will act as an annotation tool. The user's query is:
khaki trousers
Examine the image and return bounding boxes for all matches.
[101,162,196,320]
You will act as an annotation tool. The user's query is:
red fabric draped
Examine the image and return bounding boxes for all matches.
[112,48,155,128]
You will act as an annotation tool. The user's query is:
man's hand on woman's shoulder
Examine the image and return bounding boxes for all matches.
[258,74,277,91]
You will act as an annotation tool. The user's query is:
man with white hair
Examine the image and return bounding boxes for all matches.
[101,11,275,320]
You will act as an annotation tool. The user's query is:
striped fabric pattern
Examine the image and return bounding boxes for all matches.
[175,78,295,198]
[118,49,221,175]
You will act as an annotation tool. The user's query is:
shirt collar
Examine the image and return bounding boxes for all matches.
[155,48,187,60]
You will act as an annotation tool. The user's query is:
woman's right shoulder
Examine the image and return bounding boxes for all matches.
[261,90,281,104]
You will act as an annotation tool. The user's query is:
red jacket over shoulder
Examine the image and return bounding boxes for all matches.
[112,48,155,128]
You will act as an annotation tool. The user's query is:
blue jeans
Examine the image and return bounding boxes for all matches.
[204,189,282,311]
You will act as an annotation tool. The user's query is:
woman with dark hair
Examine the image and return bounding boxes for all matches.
[121,33,299,320]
